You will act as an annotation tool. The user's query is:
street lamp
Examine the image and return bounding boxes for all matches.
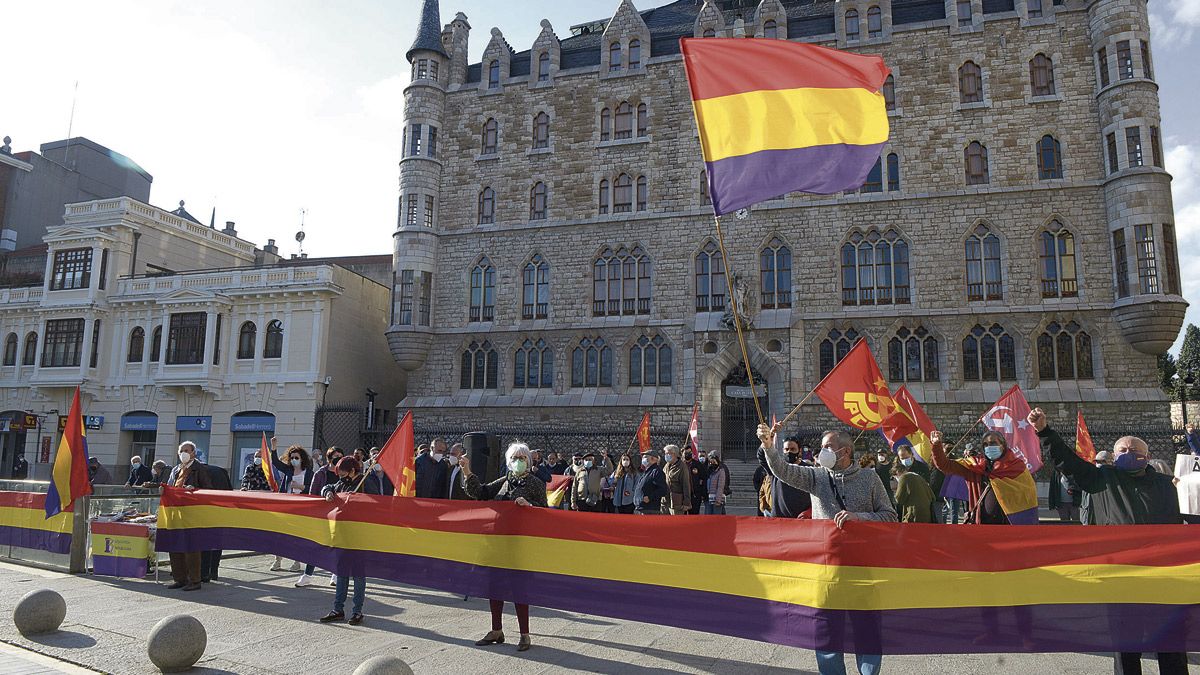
[1180,371,1196,428]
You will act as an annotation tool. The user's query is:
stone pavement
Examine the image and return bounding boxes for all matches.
[0,641,94,674]
[0,558,1195,674]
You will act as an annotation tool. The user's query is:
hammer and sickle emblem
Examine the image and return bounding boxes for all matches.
[843,393,892,427]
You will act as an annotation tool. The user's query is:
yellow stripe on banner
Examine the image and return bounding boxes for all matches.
[161,505,1200,611]
[0,506,74,534]
[695,87,888,162]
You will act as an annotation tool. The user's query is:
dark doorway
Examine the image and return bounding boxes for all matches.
[720,365,768,461]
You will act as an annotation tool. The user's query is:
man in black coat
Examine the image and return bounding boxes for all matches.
[633,449,669,515]
[414,438,450,499]
[165,442,213,591]
[769,437,813,519]
[125,456,154,487]
[200,464,233,583]
[687,449,708,514]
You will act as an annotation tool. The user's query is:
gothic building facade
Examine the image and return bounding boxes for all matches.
[388,0,1184,458]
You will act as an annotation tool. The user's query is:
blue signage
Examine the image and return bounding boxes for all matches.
[176,416,212,432]
[230,415,275,433]
[120,414,158,432]
[84,415,105,430]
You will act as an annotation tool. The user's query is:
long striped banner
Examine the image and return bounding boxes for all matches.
[157,489,1200,654]
[0,491,74,554]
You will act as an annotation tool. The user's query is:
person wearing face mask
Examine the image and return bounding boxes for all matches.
[688,449,708,514]
[318,456,381,626]
[570,451,612,512]
[414,437,451,499]
[758,424,895,675]
[767,437,813,519]
[704,452,731,515]
[872,451,896,507]
[296,446,347,587]
[125,455,153,487]
[662,445,693,516]
[892,456,937,523]
[929,428,1038,526]
[459,441,546,652]
[266,443,316,573]
[610,453,640,514]
[1031,409,1187,674]
[894,445,930,481]
[165,441,213,591]
[632,449,669,515]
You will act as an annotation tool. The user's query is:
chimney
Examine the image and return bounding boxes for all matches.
[263,238,279,255]
[223,221,237,237]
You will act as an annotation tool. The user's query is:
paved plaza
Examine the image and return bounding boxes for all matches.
[0,558,1195,674]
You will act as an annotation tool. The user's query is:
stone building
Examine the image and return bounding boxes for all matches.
[388,0,1185,459]
[0,197,403,481]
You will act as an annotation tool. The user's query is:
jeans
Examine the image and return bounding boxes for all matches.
[334,575,366,615]
[815,651,882,675]
[703,502,726,515]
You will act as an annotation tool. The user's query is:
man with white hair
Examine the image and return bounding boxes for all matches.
[164,441,213,591]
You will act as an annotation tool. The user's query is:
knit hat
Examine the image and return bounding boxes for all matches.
[336,456,362,475]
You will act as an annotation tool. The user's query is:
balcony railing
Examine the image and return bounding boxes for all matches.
[62,197,256,255]
[0,286,44,304]
[115,265,335,297]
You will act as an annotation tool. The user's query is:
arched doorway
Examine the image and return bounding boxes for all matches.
[720,366,768,461]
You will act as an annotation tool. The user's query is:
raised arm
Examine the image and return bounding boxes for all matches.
[929,431,973,480]
[1028,409,1104,493]
[758,423,818,493]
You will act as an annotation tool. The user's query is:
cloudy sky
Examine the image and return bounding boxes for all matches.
[6,0,1199,350]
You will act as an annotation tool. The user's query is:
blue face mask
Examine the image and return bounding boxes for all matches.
[900,457,914,467]
[984,445,1003,461]
[1113,452,1147,472]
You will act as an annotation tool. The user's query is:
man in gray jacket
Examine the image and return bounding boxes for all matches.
[758,423,895,675]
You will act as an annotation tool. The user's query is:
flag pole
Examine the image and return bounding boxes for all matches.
[712,214,765,426]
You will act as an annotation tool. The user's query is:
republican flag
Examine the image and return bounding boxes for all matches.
[980,386,1043,473]
[44,388,92,518]
[687,404,702,457]
[258,433,279,492]
[813,340,896,431]
[1075,410,1096,463]
[546,474,572,508]
[376,411,416,497]
[891,386,937,464]
[682,38,890,215]
[637,412,652,453]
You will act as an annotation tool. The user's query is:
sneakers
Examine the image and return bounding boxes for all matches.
[329,574,337,587]
[270,557,284,571]
[348,613,364,626]
[289,561,302,572]
[319,610,345,623]
[295,574,315,587]
[475,630,505,646]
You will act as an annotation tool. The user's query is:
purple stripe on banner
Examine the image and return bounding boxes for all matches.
[1006,508,1040,525]
[0,525,72,555]
[93,554,148,578]
[708,143,885,216]
[157,527,1200,654]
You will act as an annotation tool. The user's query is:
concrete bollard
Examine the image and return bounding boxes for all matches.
[12,589,67,637]
[353,656,415,675]
[147,615,207,673]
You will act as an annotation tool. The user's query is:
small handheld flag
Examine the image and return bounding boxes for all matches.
[1075,410,1096,463]
[45,388,92,518]
[891,386,937,464]
[637,412,652,453]
[259,433,279,492]
[687,404,702,457]
[376,411,416,496]
[813,340,896,431]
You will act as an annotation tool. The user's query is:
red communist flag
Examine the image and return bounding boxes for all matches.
[1075,410,1097,463]
[687,404,701,457]
[637,412,652,453]
[980,385,1043,473]
[813,340,896,430]
[376,411,417,497]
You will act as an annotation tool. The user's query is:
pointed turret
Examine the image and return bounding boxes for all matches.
[407,0,447,62]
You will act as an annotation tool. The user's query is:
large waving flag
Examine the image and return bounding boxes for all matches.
[44,388,92,518]
[682,38,890,215]
[813,340,896,431]
[258,433,279,492]
[980,386,1043,473]
[891,386,937,464]
[1075,410,1096,463]
[376,411,416,497]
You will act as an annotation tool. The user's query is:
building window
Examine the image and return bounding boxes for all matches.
[538,52,550,81]
[470,259,496,322]
[1040,225,1078,298]
[862,158,883,193]
[406,195,419,227]
[428,126,438,158]
[701,169,711,205]
[629,39,641,69]
[1030,54,1055,96]
[478,188,495,224]
[887,327,939,383]
[430,60,439,82]
[629,335,673,387]
[703,28,716,38]
[212,314,222,365]
[409,123,422,157]
[42,319,84,368]
[1097,47,1110,88]
[846,9,860,40]
[764,19,778,38]
[819,328,861,379]
[887,153,900,191]
[1116,40,1133,80]
[1037,321,1094,381]
[98,249,108,290]
[1134,224,1158,294]
[614,174,634,213]
[22,332,37,366]
[1106,132,1119,174]
[424,196,435,228]
[957,0,973,25]
[530,182,548,220]
[533,112,550,149]
[962,323,1016,382]
[637,103,649,137]
[482,118,498,154]
[867,6,882,37]
[1150,126,1163,168]
[615,102,633,140]
[416,59,428,79]
[965,141,989,185]
[50,248,92,291]
[598,180,610,215]
[418,272,433,327]
[237,322,256,359]
[89,320,100,368]
[695,241,727,313]
[397,270,414,326]
[760,238,792,309]
[841,228,911,306]
[262,320,283,359]
[883,75,896,111]
[571,337,612,388]
[1113,229,1130,299]
[127,327,144,363]
[522,254,550,320]
[1141,40,1153,79]
[1126,127,1143,168]
[460,341,498,390]
[488,60,500,88]
[593,246,652,317]
[150,326,161,363]
[959,61,983,104]
[1164,223,1181,296]
[514,338,553,389]
[965,223,1003,301]
[600,108,611,141]
[609,42,622,71]
[1027,0,1043,18]
[636,176,648,211]
[1037,135,1063,179]
[165,312,206,365]
[2,333,16,366]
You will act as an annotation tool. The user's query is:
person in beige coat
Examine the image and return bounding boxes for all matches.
[662,445,693,515]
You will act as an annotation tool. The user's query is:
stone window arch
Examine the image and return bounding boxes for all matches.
[819,327,862,378]
[965,141,989,184]
[593,246,652,317]
[598,179,610,215]
[533,112,550,149]
[887,153,901,191]
[461,340,498,390]
[883,75,896,111]
[609,41,623,72]
[22,332,37,366]
[629,39,642,69]
[629,335,673,387]
[264,320,284,359]
[127,327,145,363]
[529,181,548,221]
[538,52,550,82]
[514,338,553,389]
[1037,135,1062,179]
[481,118,498,154]
[615,102,634,140]
[2,333,16,366]
[841,228,911,306]
[487,60,500,89]
[760,237,792,309]
[600,108,612,142]
[703,27,716,38]
[636,175,648,212]
[637,103,649,137]
[522,254,550,320]
[237,321,256,359]
[763,19,778,39]
[695,240,727,313]
[1037,320,1093,380]
[867,6,882,38]
[478,187,496,224]
[700,169,711,205]
[572,337,612,388]
[965,222,1003,300]
[614,173,634,213]
[959,61,983,103]
[469,257,496,322]
[846,9,860,41]
[150,326,162,362]
[1030,53,1055,96]
[1039,221,1078,298]
[888,326,939,383]
[962,323,1016,381]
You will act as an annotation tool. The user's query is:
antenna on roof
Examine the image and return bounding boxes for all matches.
[65,81,79,170]
[295,208,307,257]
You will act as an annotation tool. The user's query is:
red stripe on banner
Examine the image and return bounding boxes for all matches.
[162,489,1200,572]
[0,492,74,511]
[681,38,890,101]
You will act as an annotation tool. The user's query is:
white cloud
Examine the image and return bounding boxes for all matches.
[358,76,410,121]
[1166,142,1200,353]
[1150,0,1200,46]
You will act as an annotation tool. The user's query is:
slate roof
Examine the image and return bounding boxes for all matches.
[408,0,448,61]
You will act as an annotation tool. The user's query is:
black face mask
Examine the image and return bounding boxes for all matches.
[785,453,799,464]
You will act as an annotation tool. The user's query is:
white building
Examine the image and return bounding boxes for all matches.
[0,197,403,481]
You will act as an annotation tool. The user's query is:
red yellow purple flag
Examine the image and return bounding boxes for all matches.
[687,404,701,457]
[377,411,416,497]
[813,340,896,431]
[258,433,279,493]
[1075,410,1096,463]
[681,38,890,215]
[891,386,937,464]
[44,387,91,518]
[637,412,652,453]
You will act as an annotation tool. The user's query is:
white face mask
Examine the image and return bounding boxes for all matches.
[290,458,302,468]
[641,456,651,468]
[817,447,838,470]
[431,452,444,462]
[253,457,263,466]
[178,452,192,464]
[900,457,914,467]
[131,461,141,468]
